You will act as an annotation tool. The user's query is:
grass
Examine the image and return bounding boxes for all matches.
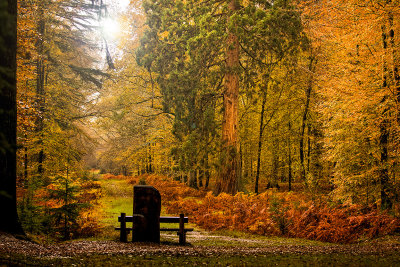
[99,179,133,222]
[97,178,133,240]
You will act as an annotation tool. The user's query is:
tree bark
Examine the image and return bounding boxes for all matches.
[24,135,28,182]
[198,168,204,188]
[288,118,292,192]
[204,156,210,189]
[379,118,391,209]
[255,91,267,194]
[36,2,45,175]
[215,0,240,195]
[148,143,153,173]
[307,123,311,174]
[379,18,392,210]
[188,170,198,189]
[0,0,25,235]
[389,9,400,123]
[300,56,314,181]
[271,137,279,189]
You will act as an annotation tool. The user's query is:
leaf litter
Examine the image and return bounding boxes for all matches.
[0,232,399,260]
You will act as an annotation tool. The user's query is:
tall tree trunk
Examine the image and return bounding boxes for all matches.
[307,123,311,174]
[204,155,210,189]
[300,56,314,181]
[380,17,392,210]
[270,136,279,189]
[188,170,198,189]
[198,168,204,188]
[242,140,249,180]
[64,165,69,240]
[148,143,153,173]
[36,3,46,175]
[387,1,400,123]
[288,118,292,192]
[122,165,127,176]
[24,135,28,182]
[310,123,323,187]
[389,6,400,190]
[199,156,207,188]
[255,91,267,194]
[215,0,240,195]
[379,117,391,209]
[0,0,25,235]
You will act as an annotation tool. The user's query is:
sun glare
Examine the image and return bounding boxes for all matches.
[101,18,120,38]
[120,0,130,9]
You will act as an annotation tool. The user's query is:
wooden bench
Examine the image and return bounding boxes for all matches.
[116,213,194,245]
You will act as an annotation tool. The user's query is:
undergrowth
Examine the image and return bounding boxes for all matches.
[103,173,400,244]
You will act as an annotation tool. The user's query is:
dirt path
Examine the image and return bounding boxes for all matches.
[1,232,400,259]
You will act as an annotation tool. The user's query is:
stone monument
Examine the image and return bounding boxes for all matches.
[132,185,161,243]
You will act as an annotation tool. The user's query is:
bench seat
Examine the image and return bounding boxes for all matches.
[115,227,194,232]
[117,213,192,244]
[118,216,189,223]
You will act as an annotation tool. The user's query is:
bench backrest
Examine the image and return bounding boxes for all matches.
[132,185,161,243]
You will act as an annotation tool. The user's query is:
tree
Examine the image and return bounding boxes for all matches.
[137,0,304,195]
[92,3,177,177]
[136,0,221,188]
[0,0,24,235]
[303,0,400,208]
[15,0,111,236]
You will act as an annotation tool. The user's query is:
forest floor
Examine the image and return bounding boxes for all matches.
[1,231,400,266]
[1,175,400,266]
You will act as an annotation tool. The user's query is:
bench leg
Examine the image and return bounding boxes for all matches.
[120,213,128,242]
[178,232,186,245]
[179,213,186,245]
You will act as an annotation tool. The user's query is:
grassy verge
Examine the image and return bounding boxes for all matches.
[97,178,133,240]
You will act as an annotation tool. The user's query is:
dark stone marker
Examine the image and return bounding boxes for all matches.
[132,185,161,243]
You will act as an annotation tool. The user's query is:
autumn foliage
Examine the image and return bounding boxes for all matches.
[17,177,103,240]
[123,174,400,244]
[13,0,400,244]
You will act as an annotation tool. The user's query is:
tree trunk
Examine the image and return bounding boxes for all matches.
[215,0,240,195]
[379,118,391,209]
[147,144,153,173]
[36,3,45,175]
[255,91,267,194]
[24,134,28,182]
[122,165,127,176]
[270,137,279,189]
[199,157,207,188]
[288,119,292,192]
[242,141,249,181]
[307,123,311,174]
[0,0,25,235]
[198,168,204,188]
[188,170,198,189]
[387,2,400,123]
[204,156,210,189]
[300,56,314,181]
[380,19,392,210]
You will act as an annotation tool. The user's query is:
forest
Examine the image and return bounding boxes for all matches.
[1,0,400,265]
